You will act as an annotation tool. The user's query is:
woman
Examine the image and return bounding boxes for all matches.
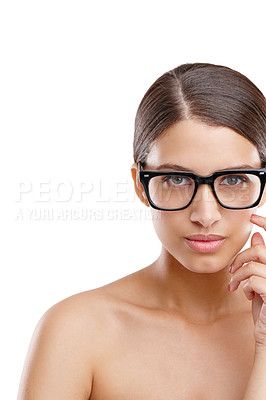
[18,63,266,399]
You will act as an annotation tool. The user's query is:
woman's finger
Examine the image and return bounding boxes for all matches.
[251,232,265,247]
[251,214,266,230]
[230,245,266,273]
[242,276,266,301]
[228,262,266,292]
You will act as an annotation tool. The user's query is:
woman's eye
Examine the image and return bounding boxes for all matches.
[221,175,246,185]
[163,175,190,185]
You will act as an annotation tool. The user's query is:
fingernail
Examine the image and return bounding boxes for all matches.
[251,214,259,219]
[228,278,233,291]
[229,264,233,273]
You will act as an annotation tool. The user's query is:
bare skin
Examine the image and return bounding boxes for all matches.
[18,266,255,400]
[17,121,266,400]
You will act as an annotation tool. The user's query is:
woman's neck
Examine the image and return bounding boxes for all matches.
[150,247,250,323]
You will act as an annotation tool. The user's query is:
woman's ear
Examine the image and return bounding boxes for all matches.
[131,163,150,207]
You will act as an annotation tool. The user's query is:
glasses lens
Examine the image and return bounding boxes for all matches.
[148,174,195,210]
[214,173,261,208]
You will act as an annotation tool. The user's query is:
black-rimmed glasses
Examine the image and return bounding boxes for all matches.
[139,163,266,211]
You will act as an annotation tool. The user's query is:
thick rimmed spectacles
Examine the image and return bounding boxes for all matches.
[139,163,266,211]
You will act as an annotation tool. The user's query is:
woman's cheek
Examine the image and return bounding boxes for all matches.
[227,210,253,252]
[151,210,186,248]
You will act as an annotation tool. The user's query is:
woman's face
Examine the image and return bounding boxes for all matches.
[140,120,263,273]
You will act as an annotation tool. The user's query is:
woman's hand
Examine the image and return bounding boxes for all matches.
[228,214,266,347]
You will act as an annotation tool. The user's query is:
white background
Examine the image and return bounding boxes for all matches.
[1,1,266,398]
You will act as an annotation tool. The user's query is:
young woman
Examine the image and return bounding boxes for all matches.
[18,63,266,400]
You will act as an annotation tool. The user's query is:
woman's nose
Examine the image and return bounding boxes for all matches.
[189,184,222,227]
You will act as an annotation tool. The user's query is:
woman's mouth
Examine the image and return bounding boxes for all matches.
[184,234,226,253]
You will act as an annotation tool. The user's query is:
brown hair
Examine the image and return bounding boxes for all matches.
[133,63,266,167]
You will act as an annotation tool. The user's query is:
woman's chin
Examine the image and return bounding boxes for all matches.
[170,253,232,274]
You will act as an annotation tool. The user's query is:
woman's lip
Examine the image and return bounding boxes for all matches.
[185,234,225,241]
[184,236,226,253]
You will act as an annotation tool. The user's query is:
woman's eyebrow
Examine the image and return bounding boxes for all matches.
[152,163,256,172]
[154,163,193,171]
[216,164,257,171]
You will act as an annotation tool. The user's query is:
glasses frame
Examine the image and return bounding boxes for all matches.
[138,163,266,211]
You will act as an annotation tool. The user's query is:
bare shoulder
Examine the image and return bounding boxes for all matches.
[17,266,154,400]
[17,291,101,400]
